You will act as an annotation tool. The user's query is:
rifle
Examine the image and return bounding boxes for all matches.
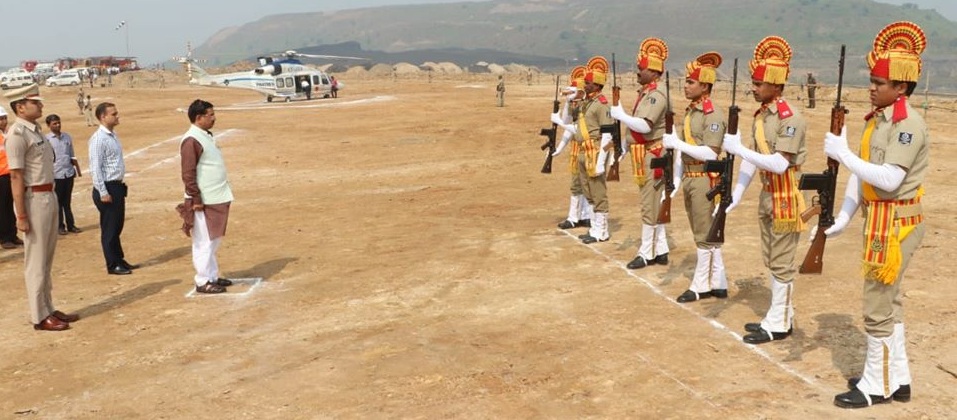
[798,44,847,274]
[539,75,561,174]
[705,58,740,243]
[650,71,675,224]
[606,53,623,181]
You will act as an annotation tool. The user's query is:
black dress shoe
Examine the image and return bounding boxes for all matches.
[58,228,68,235]
[742,327,792,344]
[120,260,141,270]
[654,253,669,265]
[195,282,227,294]
[214,278,233,286]
[557,220,576,229]
[578,233,591,240]
[846,378,911,402]
[68,227,82,233]
[581,235,607,244]
[627,256,649,269]
[108,265,133,275]
[576,219,591,228]
[711,289,729,299]
[676,290,712,303]
[744,322,762,333]
[834,388,890,409]
[52,310,80,323]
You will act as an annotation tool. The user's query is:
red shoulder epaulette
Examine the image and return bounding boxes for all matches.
[892,96,908,123]
[776,99,793,119]
[702,98,714,115]
[598,94,608,104]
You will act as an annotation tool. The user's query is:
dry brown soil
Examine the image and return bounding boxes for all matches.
[1,73,956,419]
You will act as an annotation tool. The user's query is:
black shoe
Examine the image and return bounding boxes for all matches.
[834,388,890,409]
[557,220,576,229]
[742,327,792,344]
[626,256,649,269]
[654,253,669,265]
[846,378,911,402]
[744,322,762,333]
[214,278,233,287]
[712,289,729,299]
[676,290,712,303]
[58,228,68,235]
[578,233,591,240]
[107,265,132,275]
[68,227,82,233]
[576,219,591,228]
[120,260,141,270]
[581,235,606,244]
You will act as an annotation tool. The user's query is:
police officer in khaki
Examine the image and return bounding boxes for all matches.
[824,21,928,409]
[555,56,614,244]
[721,36,807,344]
[4,84,79,331]
[662,52,728,303]
[610,37,671,269]
[551,67,594,231]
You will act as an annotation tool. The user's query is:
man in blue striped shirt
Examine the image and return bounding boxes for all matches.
[88,102,137,275]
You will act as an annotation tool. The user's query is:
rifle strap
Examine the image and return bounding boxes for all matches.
[755,117,806,233]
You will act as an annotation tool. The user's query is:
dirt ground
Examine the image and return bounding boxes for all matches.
[1,71,956,419]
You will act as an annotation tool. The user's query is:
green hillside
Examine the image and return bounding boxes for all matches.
[194,0,957,88]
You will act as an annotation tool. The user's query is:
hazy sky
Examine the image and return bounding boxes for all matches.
[1,0,952,68]
[0,0,484,67]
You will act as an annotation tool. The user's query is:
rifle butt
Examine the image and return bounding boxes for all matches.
[657,197,672,224]
[799,230,827,274]
[607,162,620,182]
[706,211,726,243]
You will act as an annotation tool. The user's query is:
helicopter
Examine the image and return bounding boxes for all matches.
[176,44,364,102]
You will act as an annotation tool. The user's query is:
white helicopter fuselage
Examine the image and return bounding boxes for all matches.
[187,60,340,102]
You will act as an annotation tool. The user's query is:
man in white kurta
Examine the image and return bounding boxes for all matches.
[179,99,233,294]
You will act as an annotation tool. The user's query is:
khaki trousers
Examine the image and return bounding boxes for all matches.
[863,222,925,337]
[682,176,719,248]
[23,190,58,324]
[639,148,664,225]
[758,190,800,282]
[577,153,608,213]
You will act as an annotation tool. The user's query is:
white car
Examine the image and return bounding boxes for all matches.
[1,73,35,89]
[45,72,81,87]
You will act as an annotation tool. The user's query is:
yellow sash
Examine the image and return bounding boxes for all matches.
[859,117,923,284]
[629,91,649,186]
[569,141,580,174]
[754,117,806,233]
[577,103,599,177]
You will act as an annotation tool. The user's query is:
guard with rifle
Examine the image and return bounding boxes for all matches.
[720,36,808,345]
[610,37,672,269]
[550,67,594,230]
[825,21,928,410]
[553,57,614,244]
[660,52,728,303]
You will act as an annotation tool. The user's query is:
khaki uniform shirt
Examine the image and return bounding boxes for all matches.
[865,103,928,200]
[576,94,612,142]
[752,99,807,169]
[4,119,54,186]
[678,99,725,166]
[632,84,667,142]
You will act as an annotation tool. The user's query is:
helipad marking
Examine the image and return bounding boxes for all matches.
[184,277,263,298]
[559,229,828,392]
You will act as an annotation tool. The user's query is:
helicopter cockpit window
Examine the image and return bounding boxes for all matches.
[276,78,285,88]
[320,75,330,85]
[285,77,294,88]
[312,75,320,85]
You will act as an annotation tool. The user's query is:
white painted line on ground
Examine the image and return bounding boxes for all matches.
[184,277,263,298]
[634,352,719,408]
[559,229,828,393]
[130,129,240,175]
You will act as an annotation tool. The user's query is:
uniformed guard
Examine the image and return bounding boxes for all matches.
[610,38,671,269]
[662,52,728,302]
[4,84,78,331]
[552,66,594,230]
[555,57,614,244]
[824,21,928,409]
[721,36,807,344]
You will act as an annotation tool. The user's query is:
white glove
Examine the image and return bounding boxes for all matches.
[825,128,906,190]
[610,105,651,133]
[671,151,683,198]
[550,112,565,126]
[596,150,608,176]
[662,129,680,150]
[553,129,573,156]
[600,132,613,149]
[668,131,718,161]
[721,132,743,155]
[724,159,756,214]
[825,173,862,237]
[724,132,789,174]
[823,126,850,163]
[562,86,578,102]
[618,142,629,162]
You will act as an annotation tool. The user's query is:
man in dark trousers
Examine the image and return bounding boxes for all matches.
[89,102,137,275]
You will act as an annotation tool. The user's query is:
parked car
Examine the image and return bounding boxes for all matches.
[1,73,35,89]
[45,72,81,87]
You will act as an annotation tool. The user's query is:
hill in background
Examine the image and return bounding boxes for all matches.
[193,0,957,90]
